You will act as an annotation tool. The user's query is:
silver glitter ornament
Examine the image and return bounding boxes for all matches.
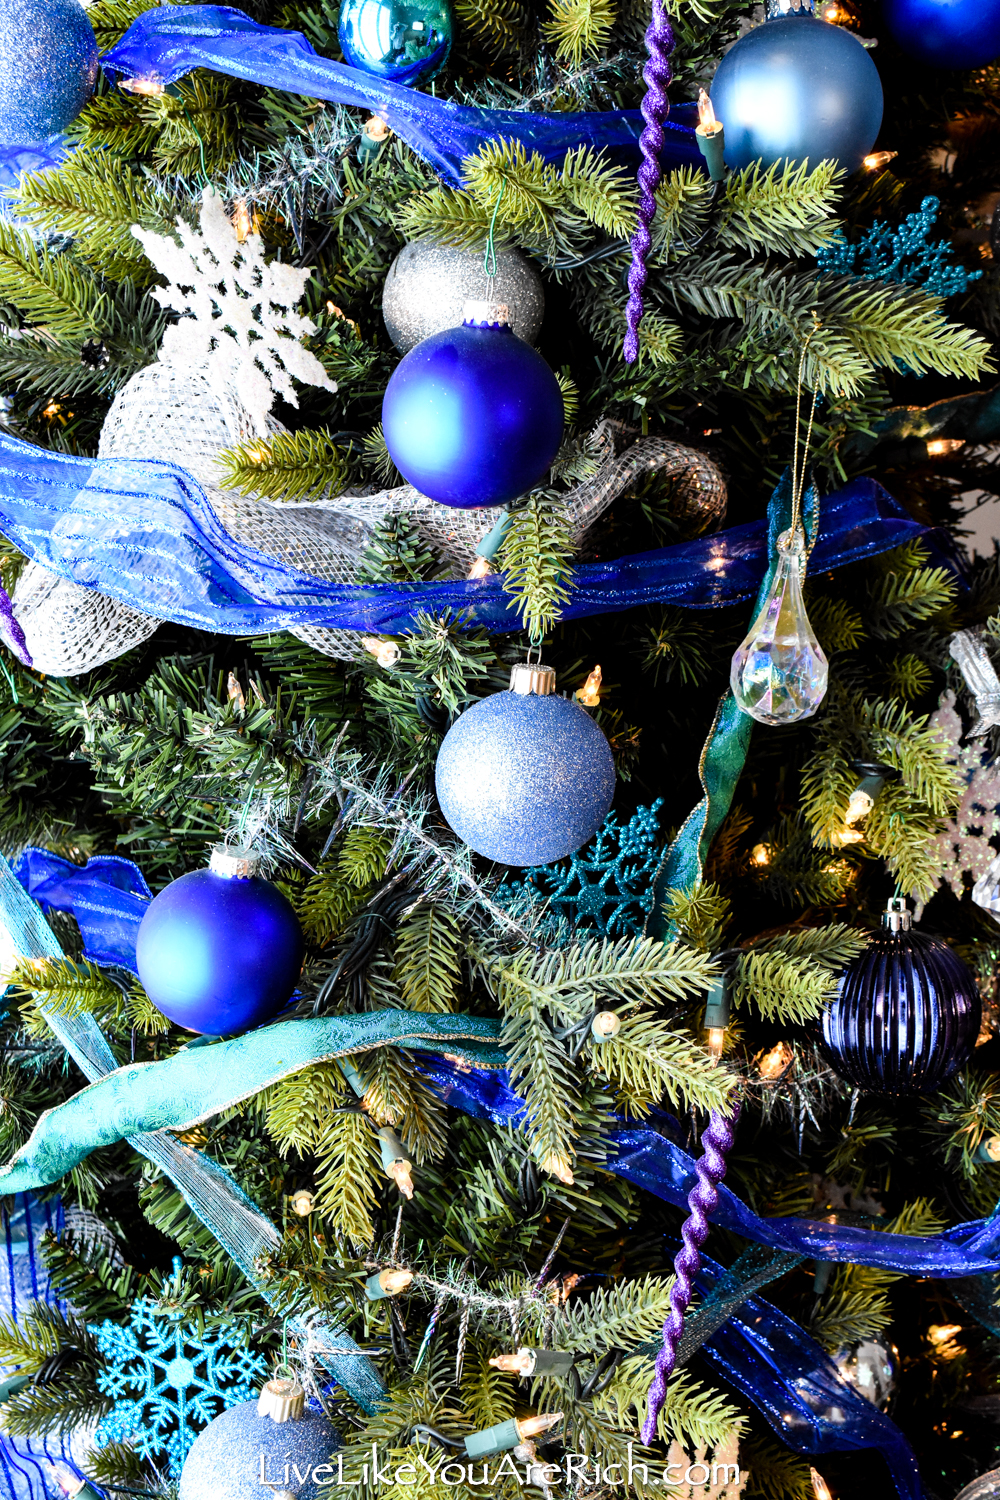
[0,0,98,145]
[382,240,545,353]
[831,1336,896,1409]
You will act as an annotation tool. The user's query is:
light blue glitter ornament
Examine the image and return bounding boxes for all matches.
[179,1379,340,1500]
[93,1265,268,1477]
[0,0,98,146]
[435,660,616,868]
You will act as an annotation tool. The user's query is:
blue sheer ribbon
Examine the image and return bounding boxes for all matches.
[693,1253,921,1500]
[0,138,70,224]
[99,5,702,189]
[0,429,933,636]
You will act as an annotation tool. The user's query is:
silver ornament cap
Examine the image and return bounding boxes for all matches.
[463,300,510,328]
[258,1374,306,1422]
[209,845,259,879]
[509,662,556,696]
[882,897,911,933]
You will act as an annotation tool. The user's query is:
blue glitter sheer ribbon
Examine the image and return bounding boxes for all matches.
[99,5,702,189]
[692,1252,921,1500]
[0,1194,96,1500]
[13,848,1000,1277]
[0,429,933,635]
[0,138,70,224]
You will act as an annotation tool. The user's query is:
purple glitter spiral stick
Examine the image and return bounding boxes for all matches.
[0,582,31,668]
[641,1100,740,1445]
[623,0,674,365]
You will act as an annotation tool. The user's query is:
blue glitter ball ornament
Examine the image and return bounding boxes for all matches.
[382,304,564,509]
[338,0,454,84]
[435,661,616,867]
[178,1381,339,1500]
[0,0,98,146]
[135,846,304,1035]
[708,4,883,173]
[883,0,1000,69]
[820,898,980,1097]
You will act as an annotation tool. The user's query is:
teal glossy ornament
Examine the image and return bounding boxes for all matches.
[338,0,454,85]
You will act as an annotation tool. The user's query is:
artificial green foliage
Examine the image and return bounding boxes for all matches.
[499,493,576,637]
[218,428,350,502]
[541,0,617,65]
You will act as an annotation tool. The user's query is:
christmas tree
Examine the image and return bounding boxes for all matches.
[1,0,1000,1497]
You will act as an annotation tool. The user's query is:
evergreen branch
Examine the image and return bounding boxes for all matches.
[393,900,463,1013]
[558,147,635,237]
[0,225,106,338]
[589,1013,734,1114]
[719,160,843,259]
[541,0,617,65]
[733,951,835,1025]
[499,493,576,636]
[218,428,350,502]
[481,935,718,1016]
[454,0,530,49]
[314,1107,383,1244]
[264,1060,347,1155]
[500,1002,579,1181]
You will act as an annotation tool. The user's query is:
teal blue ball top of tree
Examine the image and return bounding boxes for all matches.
[435,665,616,867]
[178,1397,340,1500]
[338,0,454,85]
[135,847,304,1036]
[0,0,98,145]
[708,8,883,173]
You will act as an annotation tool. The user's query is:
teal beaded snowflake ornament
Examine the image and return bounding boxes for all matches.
[507,799,664,938]
[92,1268,267,1477]
[816,196,981,299]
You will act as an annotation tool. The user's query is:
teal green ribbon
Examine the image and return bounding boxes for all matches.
[646,471,819,938]
[0,1013,505,1195]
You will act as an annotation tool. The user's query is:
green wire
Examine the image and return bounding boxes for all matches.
[483,179,505,280]
[181,104,209,186]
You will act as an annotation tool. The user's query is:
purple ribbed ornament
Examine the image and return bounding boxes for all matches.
[623,0,674,365]
[820,898,980,1097]
[641,1101,740,1445]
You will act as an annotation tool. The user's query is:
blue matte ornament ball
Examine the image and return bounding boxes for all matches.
[883,0,1000,69]
[178,1400,339,1500]
[0,0,98,146]
[382,315,564,509]
[708,12,883,174]
[338,0,454,84]
[820,921,980,1096]
[435,686,616,867]
[135,859,304,1036]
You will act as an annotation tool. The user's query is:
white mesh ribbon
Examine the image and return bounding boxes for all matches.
[13,366,727,676]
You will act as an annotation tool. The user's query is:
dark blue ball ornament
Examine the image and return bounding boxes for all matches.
[709,5,883,173]
[179,1382,339,1500]
[136,847,304,1036]
[820,899,980,1096]
[338,0,454,84]
[883,0,1000,69]
[382,306,564,509]
[435,662,616,867]
[0,0,98,146]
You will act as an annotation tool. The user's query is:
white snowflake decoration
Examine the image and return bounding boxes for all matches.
[926,689,1000,898]
[132,186,336,436]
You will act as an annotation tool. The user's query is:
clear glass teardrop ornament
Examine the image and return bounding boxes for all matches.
[730,528,829,725]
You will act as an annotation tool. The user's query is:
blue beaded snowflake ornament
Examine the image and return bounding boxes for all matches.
[92,1265,267,1477]
[816,196,981,299]
[506,799,665,939]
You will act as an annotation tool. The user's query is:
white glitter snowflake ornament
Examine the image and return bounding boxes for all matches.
[93,1287,267,1476]
[132,186,335,436]
[925,689,1000,900]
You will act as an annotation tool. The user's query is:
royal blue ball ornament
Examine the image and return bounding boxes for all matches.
[820,898,980,1096]
[382,301,564,509]
[435,660,616,867]
[179,1376,339,1500]
[883,0,1000,69]
[708,0,883,174]
[0,0,98,146]
[338,0,454,84]
[135,846,304,1035]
